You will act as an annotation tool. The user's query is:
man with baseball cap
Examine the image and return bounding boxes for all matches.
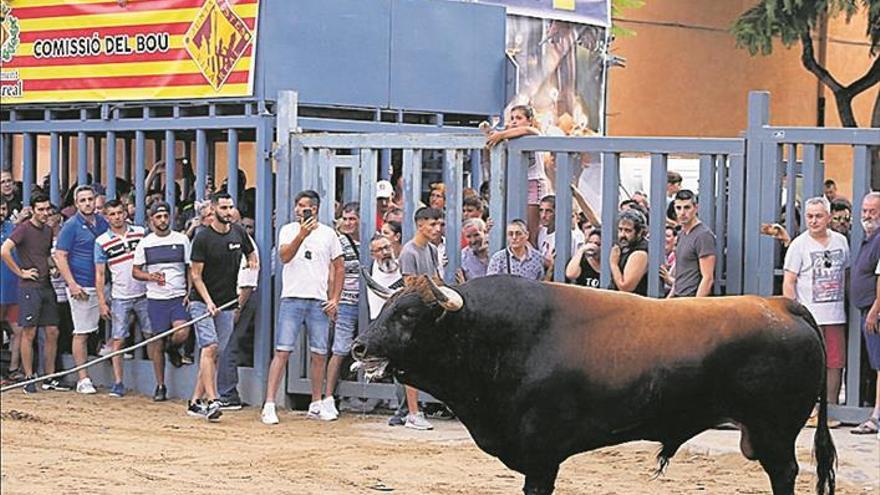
[132,202,194,405]
[376,180,394,229]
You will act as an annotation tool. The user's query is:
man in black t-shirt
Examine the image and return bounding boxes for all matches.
[187,193,257,421]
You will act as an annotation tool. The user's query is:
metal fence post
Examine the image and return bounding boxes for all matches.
[227,129,239,203]
[135,131,146,226]
[106,131,116,200]
[743,92,770,294]
[553,152,573,283]
[647,153,667,297]
[22,133,34,207]
[78,132,88,186]
[49,132,60,206]
[196,130,208,203]
[165,130,176,223]
[600,152,620,289]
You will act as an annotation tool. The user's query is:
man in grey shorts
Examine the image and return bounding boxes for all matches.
[94,199,151,398]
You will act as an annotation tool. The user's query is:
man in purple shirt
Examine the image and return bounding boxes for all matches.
[851,192,880,435]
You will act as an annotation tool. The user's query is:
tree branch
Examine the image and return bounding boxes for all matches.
[845,55,880,97]
[800,31,843,93]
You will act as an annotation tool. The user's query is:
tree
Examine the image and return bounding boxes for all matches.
[732,0,880,129]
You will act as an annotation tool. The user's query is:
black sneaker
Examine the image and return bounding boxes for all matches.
[205,400,223,422]
[166,345,183,368]
[153,384,168,402]
[22,377,37,395]
[187,400,206,417]
[181,353,194,365]
[217,397,243,411]
[41,378,71,391]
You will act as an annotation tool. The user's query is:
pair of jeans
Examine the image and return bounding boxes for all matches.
[217,296,256,401]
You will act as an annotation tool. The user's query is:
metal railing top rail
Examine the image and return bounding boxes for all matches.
[757,126,880,146]
[292,133,487,149]
[507,136,745,155]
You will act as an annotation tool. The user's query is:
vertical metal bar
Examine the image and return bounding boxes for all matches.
[757,142,782,296]
[488,146,506,254]
[698,154,715,233]
[713,155,728,294]
[743,91,770,295]
[135,131,146,226]
[553,152,573,283]
[0,134,5,171]
[1,133,11,171]
[61,135,70,193]
[845,145,871,409]
[402,149,422,242]
[600,152,620,289]
[504,143,528,225]
[358,147,379,351]
[379,148,392,181]
[22,133,34,207]
[77,132,88,186]
[49,132,60,206]
[165,130,176,223]
[227,129,239,203]
[726,154,745,295]
[122,137,132,182]
[196,129,207,203]
[801,144,821,228]
[317,148,334,226]
[647,153,667,298]
[443,149,463,284]
[92,135,102,185]
[207,137,216,182]
[785,144,797,235]
[470,148,482,190]
[253,115,274,403]
[106,131,117,199]
[182,139,192,201]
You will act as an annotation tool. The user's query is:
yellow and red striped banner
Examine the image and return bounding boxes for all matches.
[0,0,259,104]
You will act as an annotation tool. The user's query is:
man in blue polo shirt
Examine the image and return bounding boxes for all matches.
[55,185,109,394]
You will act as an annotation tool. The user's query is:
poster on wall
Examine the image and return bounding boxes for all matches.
[480,0,608,27]
[505,15,607,211]
[0,0,259,104]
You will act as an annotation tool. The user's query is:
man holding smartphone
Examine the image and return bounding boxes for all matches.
[262,190,344,425]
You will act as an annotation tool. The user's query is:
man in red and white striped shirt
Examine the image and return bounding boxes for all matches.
[94,199,151,399]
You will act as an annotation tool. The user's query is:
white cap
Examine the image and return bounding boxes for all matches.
[376,180,393,199]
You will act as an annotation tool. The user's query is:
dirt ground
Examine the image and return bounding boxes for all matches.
[0,392,876,495]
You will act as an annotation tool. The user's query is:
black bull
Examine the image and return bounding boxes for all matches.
[352,274,836,495]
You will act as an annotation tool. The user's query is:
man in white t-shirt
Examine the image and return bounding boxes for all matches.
[132,202,193,403]
[262,190,343,425]
[783,196,849,419]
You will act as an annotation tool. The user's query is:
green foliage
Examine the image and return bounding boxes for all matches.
[732,0,880,56]
[611,0,645,38]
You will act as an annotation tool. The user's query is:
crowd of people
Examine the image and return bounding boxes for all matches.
[0,107,878,437]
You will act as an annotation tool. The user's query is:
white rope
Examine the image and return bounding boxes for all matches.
[0,299,237,393]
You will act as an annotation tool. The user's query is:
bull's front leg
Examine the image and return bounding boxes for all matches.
[522,465,560,495]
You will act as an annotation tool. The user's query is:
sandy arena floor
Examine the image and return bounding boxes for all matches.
[1,391,877,494]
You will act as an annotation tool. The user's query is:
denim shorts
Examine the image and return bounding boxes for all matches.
[189,301,235,351]
[111,296,152,340]
[147,297,190,334]
[332,303,359,356]
[276,298,330,354]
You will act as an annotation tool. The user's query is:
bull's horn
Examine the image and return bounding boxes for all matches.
[426,276,463,312]
[361,268,395,299]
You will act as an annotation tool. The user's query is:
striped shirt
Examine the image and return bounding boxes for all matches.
[94,225,147,300]
[132,231,191,300]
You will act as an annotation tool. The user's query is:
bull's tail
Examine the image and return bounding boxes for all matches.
[788,300,837,495]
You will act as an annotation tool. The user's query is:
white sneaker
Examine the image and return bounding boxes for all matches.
[76,378,97,395]
[306,399,337,421]
[405,412,433,430]
[98,345,113,357]
[261,403,279,425]
[321,396,339,420]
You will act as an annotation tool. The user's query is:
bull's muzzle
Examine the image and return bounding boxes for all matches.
[351,341,367,360]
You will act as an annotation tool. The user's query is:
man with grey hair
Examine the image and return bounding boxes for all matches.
[458,217,489,281]
[850,191,880,435]
[782,196,849,425]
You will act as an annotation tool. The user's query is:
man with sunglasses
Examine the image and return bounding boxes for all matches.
[830,198,852,239]
[782,196,849,424]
